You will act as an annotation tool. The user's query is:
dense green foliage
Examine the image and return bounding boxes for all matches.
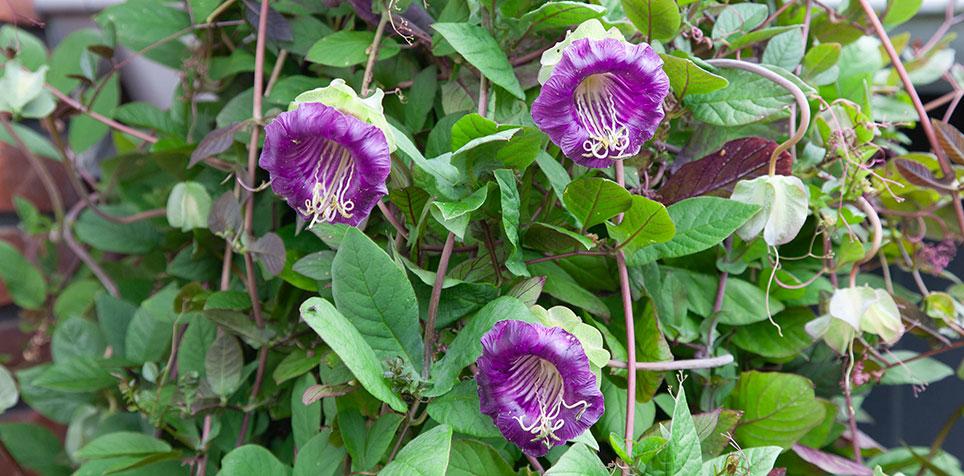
[0,0,962,475]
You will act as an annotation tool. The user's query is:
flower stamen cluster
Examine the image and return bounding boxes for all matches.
[299,142,357,227]
[507,354,592,448]
[574,74,631,159]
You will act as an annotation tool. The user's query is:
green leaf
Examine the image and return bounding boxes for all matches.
[178,317,217,378]
[530,222,596,250]
[659,54,729,97]
[431,186,490,239]
[405,66,438,131]
[0,26,47,70]
[883,0,922,27]
[96,294,136,361]
[273,348,323,385]
[528,260,610,318]
[712,3,769,40]
[166,182,212,231]
[53,279,101,321]
[700,446,781,476]
[15,366,92,424]
[450,113,501,150]
[762,29,805,70]
[339,408,404,471]
[447,439,515,476]
[520,2,608,31]
[218,445,290,476]
[698,409,744,459]
[880,350,955,385]
[51,317,105,362]
[666,268,784,326]
[205,332,243,398]
[622,0,681,41]
[536,151,571,202]
[0,423,71,476]
[545,443,608,475]
[685,68,794,126]
[293,430,345,476]
[432,23,525,99]
[292,373,321,449]
[392,124,466,200]
[76,432,172,459]
[47,28,102,92]
[0,240,46,310]
[494,169,528,277]
[74,205,162,254]
[0,365,18,414]
[634,302,674,400]
[563,177,633,230]
[95,0,189,68]
[628,197,759,265]
[126,307,173,364]
[305,30,401,67]
[802,43,842,76]
[429,297,534,396]
[727,26,799,51]
[331,227,423,371]
[0,121,60,160]
[728,371,825,449]
[380,424,453,476]
[32,356,115,392]
[731,308,813,359]
[597,377,656,442]
[607,196,675,254]
[300,297,407,412]
[426,380,500,438]
[648,388,702,476]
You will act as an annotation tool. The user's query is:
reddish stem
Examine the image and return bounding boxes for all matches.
[236,0,270,448]
[614,161,637,473]
[46,85,158,143]
[857,0,964,237]
[424,232,456,377]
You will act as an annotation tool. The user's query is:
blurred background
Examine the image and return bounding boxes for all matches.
[0,0,961,472]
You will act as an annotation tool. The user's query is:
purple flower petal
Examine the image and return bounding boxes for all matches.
[476,320,604,456]
[259,102,390,227]
[531,38,669,168]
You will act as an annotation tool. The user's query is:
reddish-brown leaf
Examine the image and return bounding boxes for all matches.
[189,121,247,168]
[655,137,793,205]
[932,118,964,166]
[791,444,872,476]
[893,157,955,191]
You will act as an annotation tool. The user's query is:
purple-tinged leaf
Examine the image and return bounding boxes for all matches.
[655,137,792,205]
[243,0,293,42]
[302,383,354,405]
[767,469,787,476]
[251,232,286,278]
[842,427,885,450]
[208,192,242,236]
[932,118,964,166]
[189,121,246,168]
[893,157,955,191]
[791,444,872,476]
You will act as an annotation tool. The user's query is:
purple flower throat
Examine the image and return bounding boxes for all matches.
[574,73,632,160]
[300,141,357,227]
[507,354,593,447]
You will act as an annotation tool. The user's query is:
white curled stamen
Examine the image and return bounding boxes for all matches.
[574,74,631,160]
[508,355,591,449]
[299,141,356,227]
